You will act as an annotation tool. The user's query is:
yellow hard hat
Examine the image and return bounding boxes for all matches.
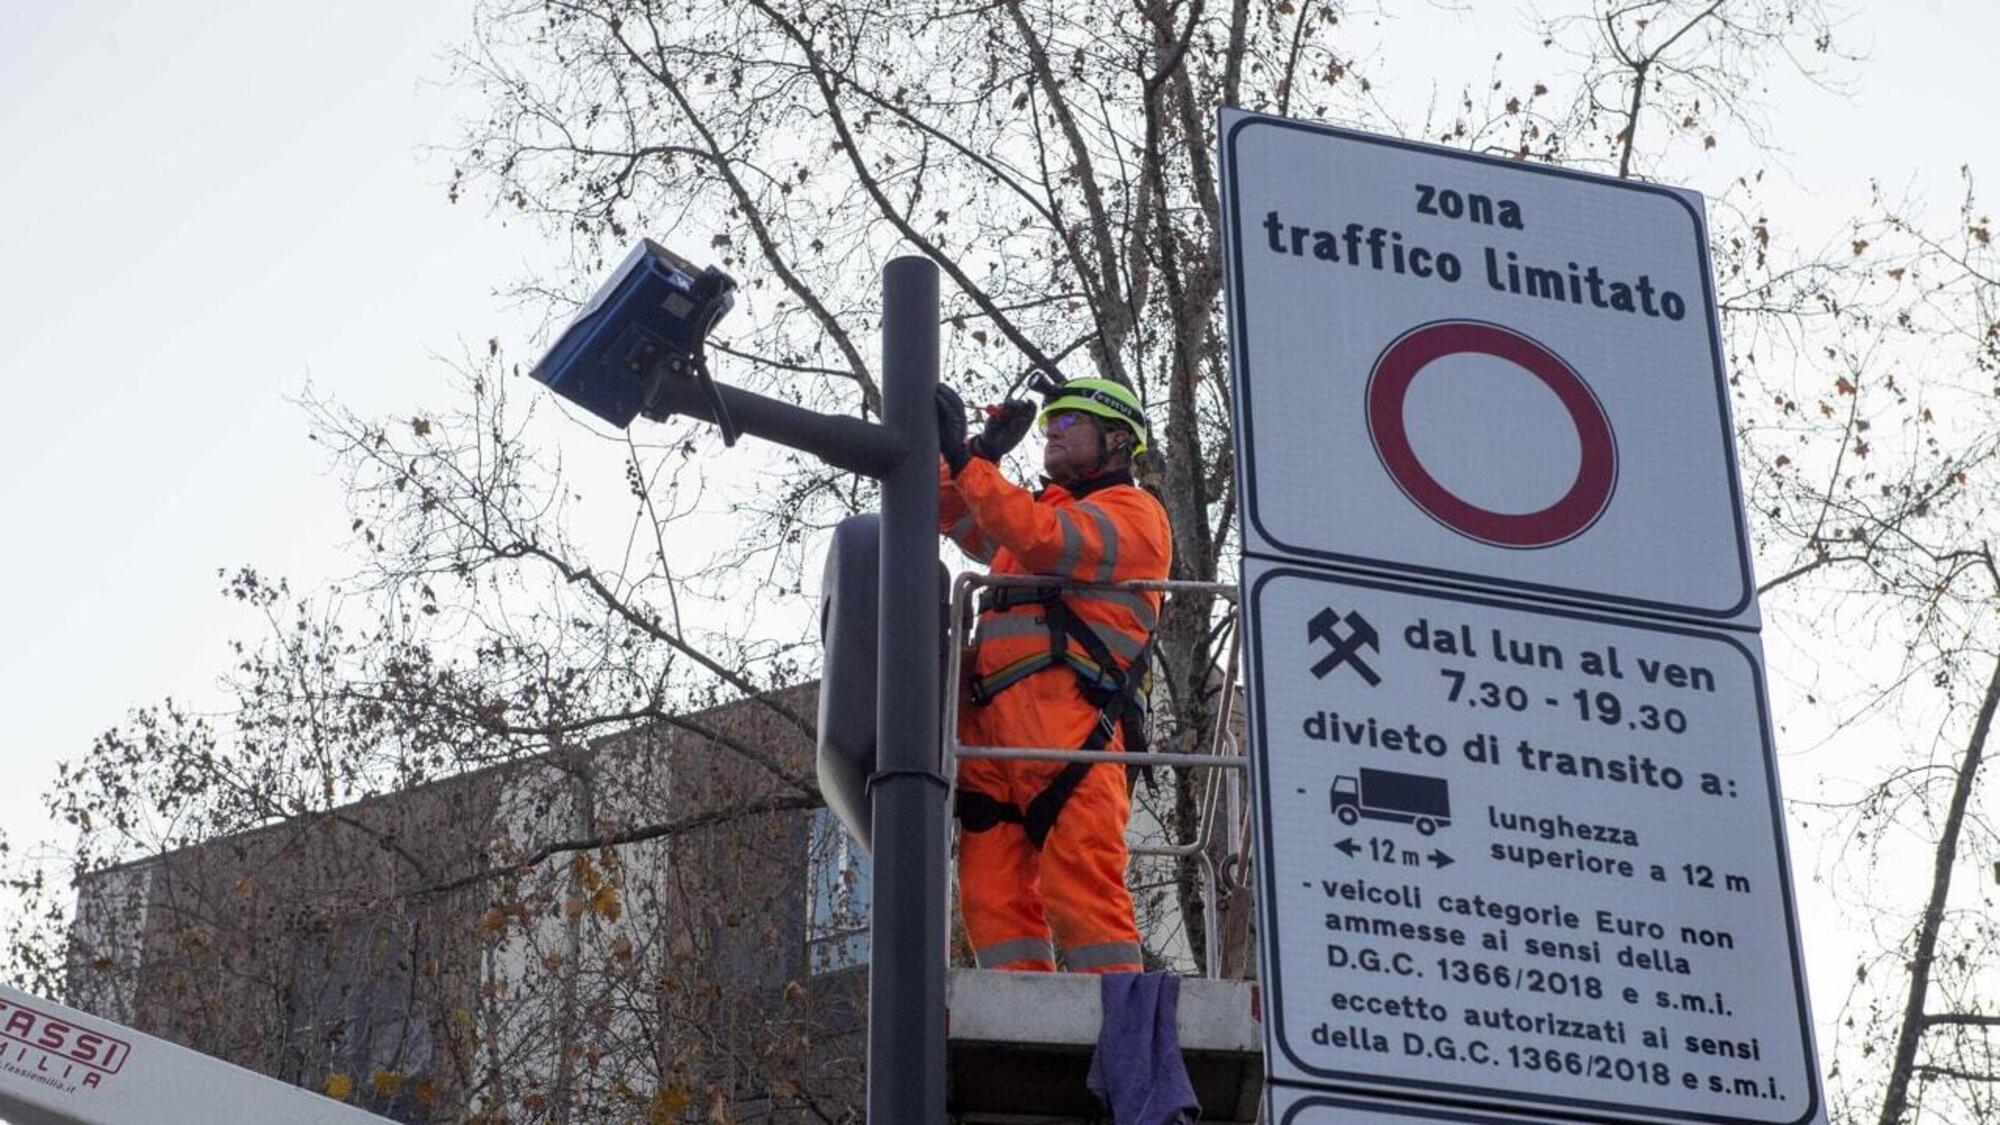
[1036,378,1150,454]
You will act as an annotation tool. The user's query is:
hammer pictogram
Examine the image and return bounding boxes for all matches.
[1308,607,1381,685]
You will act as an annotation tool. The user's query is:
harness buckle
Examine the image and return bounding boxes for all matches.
[955,788,1024,833]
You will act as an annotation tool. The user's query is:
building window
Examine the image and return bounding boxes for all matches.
[806,809,871,975]
[286,918,435,1123]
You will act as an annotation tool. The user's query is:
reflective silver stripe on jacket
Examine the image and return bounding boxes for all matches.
[1074,502,1121,582]
[1062,940,1143,971]
[1090,623,1145,664]
[1067,587,1159,633]
[974,614,1048,646]
[975,609,1144,663]
[949,512,995,563]
[976,936,1056,968]
[1053,510,1086,576]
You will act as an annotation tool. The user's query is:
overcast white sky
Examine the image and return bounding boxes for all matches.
[1,0,556,848]
[0,0,1992,1067]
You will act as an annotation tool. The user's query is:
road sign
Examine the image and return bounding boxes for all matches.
[1241,560,1822,1124]
[1219,109,1757,628]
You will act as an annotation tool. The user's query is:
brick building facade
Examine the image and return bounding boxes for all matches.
[67,686,869,1123]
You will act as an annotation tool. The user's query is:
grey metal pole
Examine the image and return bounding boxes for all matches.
[868,255,946,1122]
[643,375,901,478]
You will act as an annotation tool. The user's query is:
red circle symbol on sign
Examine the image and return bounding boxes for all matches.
[1366,320,1617,549]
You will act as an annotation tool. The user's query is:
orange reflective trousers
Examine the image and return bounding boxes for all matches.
[940,457,1171,973]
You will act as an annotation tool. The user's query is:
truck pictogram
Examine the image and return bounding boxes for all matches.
[1330,768,1452,835]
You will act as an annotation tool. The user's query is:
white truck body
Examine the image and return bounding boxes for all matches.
[0,983,390,1125]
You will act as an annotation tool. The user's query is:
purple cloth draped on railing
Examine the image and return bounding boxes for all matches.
[1088,971,1201,1125]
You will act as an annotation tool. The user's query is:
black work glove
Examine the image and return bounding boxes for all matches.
[935,384,972,475]
[969,399,1037,462]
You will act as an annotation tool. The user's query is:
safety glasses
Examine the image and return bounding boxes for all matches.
[1040,411,1093,437]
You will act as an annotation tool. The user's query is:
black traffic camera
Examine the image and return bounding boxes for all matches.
[528,239,742,442]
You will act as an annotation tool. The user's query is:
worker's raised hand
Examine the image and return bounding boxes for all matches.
[970,399,1036,462]
[935,384,973,475]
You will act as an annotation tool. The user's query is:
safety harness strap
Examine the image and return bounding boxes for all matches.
[954,788,1025,833]
[956,648,1147,848]
[968,586,1132,703]
[956,578,1157,845]
[970,601,1146,754]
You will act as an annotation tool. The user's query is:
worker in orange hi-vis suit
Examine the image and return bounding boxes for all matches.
[935,376,1172,975]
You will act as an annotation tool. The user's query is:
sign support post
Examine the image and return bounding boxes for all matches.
[867,256,949,1123]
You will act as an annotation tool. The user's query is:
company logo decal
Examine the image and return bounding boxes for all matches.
[0,996,130,1096]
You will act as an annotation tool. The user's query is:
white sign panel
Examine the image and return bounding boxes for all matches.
[1242,560,1820,1125]
[1220,110,1756,627]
